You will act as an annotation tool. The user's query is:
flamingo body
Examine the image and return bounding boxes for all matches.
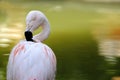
[7,41,56,80]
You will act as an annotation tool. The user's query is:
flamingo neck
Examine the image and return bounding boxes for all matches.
[33,20,50,42]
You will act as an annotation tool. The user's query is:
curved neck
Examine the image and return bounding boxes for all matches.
[33,20,50,42]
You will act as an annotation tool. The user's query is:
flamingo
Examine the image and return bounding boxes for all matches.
[7,10,56,80]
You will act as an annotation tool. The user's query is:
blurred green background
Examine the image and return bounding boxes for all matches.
[1,0,120,80]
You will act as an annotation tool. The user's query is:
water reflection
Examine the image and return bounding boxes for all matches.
[0,2,25,80]
[99,39,120,61]
[0,22,24,48]
[0,1,24,48]
[0,27,23,39]
[95,27,120,79]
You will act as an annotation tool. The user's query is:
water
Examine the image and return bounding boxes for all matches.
[0,1,120,80]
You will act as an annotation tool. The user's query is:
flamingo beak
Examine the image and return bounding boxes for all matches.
[24,31,34,42]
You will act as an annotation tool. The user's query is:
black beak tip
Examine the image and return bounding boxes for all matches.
[24,31,34,42]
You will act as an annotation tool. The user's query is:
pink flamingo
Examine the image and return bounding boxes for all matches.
[7,10,56,80]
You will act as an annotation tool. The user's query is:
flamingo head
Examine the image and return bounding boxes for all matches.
[24,10,50,42]
[26,10,45,32]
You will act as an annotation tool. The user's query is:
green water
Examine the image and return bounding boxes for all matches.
[0,1,120,80]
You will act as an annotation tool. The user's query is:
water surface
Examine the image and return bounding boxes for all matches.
[0,1,120,80]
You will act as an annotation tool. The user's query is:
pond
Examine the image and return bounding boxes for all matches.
[0,1,120,80]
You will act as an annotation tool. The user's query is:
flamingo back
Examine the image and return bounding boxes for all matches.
[7,41,56,80]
